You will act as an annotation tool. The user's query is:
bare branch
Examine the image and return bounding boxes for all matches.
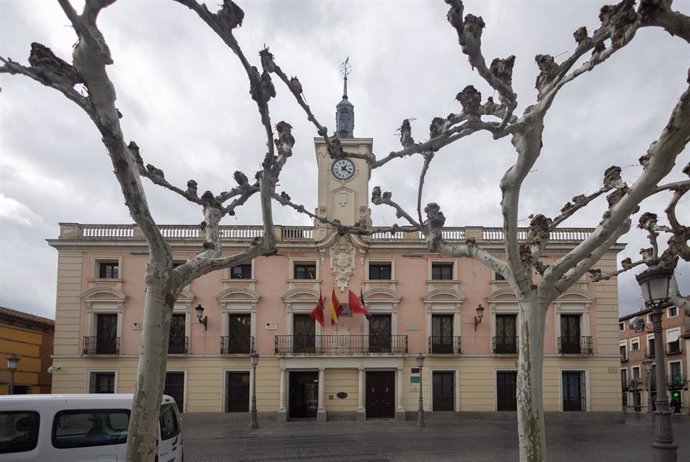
[372,186,420,228]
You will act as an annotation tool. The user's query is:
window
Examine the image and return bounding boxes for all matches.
[619,322,625,331]
[631,338,640,351]
[647,336,656,358]
[562,371,586,411]
[230,264,252,279]
[225,371,250,412]
[159,404,180,441]
[494,272,506,281]
[560,314,582,354]
[164,372,185,413]
[669,362,683,387]
[620,344,628,362]
[667,328,681,354]
[0,411,39,454]
[52,409,129,448]
[168,314,187,354]
[632,366,641,380]
[431,314,454,354]
[293,263,316,280]
[98,261,119,279]
[494,314,517,354]
[293,314,316,353]
[89,372,115,393]
[223,314,252,354]
[84,313,119,355]
[620,369,628,392]
[668,306,678,317]
[369,262,392,280]
[496,371,517,411]
[431,262,453,280]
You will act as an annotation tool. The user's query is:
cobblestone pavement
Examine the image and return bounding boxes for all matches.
[181,414,690,462]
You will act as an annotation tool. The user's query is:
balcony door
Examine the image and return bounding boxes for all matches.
[495,314,516,354]
[431,315,453,354]
[369,315,391,353]
[228,313,251,353]
[560,314,581,354]
[168,314,187,354]
[293,314,315,353]
[96,313,118,354]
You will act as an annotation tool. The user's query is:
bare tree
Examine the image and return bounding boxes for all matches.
[2,0,689,461]
[271,1,690,461]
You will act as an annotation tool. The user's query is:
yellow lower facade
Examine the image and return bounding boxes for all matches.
[50,354,622,416]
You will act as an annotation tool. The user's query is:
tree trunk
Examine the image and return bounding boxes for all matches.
[126,283,173,462]
[516,298,547,462]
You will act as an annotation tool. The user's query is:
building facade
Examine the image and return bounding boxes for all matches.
[47,89,624,420]
[1,307,55,394]
[619,305,689,415]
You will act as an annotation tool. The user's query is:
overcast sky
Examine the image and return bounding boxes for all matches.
[1,0,688,320]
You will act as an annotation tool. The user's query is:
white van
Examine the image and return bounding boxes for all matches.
[0,394,183,462]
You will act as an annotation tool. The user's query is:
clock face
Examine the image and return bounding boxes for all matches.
[331,159,355,180]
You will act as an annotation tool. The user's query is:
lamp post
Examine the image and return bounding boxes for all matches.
[7,354,19,395]
[643,358,654,426]
[636,265,677,462]
[416,353,425,427]
[249,351,259,430]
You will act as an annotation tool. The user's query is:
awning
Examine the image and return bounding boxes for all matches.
[667,330,680,343]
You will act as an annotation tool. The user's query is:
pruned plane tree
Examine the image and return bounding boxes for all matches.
[1,1,689,462]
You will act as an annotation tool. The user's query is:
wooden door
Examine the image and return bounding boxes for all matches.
[366,371,395,418]
[562,371,584,411]
[496,371,517,411]
[225,372,249,412]
[560,314,581,354]
[432,371,455,411]
[431,315,454,353]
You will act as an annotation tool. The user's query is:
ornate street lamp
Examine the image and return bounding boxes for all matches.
[635,265,676,461]
[474,304,485,331]
[7,354,19,395]
[249,351,259,430]
[416,353,425,427]
[195,304,208,331]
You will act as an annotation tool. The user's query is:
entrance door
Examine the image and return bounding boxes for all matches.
[562,371,585,411]
[432,371,455,411]
[225,371,250,412]
[164,372,185,412]
[289,371,319,418]
[496,371,517,411]
[369,315,391,353]
[366,371,395,418]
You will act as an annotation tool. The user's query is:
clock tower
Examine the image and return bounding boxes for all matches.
[314,60,372,238]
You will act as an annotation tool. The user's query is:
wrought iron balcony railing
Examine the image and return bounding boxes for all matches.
[558,336,593,355]
[168,336,189,355]
[668,373,687,389]
[220,336,255,354]
[83,336,120,355]
[492,336,518,354]
[428,336,461,354]
[274,335,408,354]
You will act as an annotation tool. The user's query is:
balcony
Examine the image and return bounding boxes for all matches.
[83,336,120,355]
[428,336,461,354]
[274,335,408,355]
[558,336,593,355]
[666,342,682,355]
[493,336,518,354]
[168,336,189,355]
[220,336,255,354]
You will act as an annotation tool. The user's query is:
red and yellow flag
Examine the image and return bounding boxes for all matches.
[330,289,343,326]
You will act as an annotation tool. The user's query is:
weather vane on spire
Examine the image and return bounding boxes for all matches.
[340,57,351,99]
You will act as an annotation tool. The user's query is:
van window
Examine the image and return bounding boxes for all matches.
[52,409,129,448]
[0,411,40,454]
[159,404,179,441]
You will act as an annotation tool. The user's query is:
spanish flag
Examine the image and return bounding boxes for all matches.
[330,289,343,326]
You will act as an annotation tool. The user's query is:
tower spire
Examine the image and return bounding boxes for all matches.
[336,57,354,138]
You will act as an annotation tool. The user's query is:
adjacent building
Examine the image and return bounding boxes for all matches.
[47,87,624,420]
[619,305,689,415]
[1,307,55,394]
